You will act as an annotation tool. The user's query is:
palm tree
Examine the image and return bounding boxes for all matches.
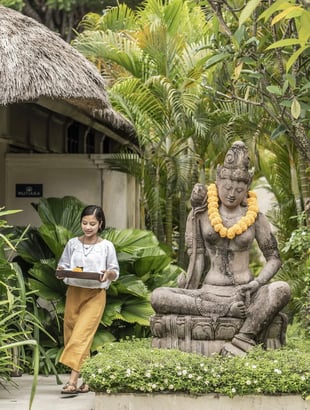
[72,0,211,262]
[73,0,310,266]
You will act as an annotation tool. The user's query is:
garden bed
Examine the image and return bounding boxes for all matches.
[95,392,310,410]
[81,337,310,404]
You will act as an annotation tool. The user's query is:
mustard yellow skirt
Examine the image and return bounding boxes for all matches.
[60,286,106,372]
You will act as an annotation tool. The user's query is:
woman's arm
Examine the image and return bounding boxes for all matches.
[100,241,120,282]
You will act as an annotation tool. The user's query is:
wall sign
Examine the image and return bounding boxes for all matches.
[16,184,43,198]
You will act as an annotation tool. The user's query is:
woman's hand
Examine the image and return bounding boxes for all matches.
[100,270,117,282]
[55,266,64,279]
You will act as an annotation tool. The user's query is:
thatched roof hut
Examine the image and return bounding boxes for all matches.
[0,6,135,141]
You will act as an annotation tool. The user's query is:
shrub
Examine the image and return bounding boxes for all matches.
[81,334,310,399]
[0,208,41,409]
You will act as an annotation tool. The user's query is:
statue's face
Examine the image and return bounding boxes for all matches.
[217,178,247,209]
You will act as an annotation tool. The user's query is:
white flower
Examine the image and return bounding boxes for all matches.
[97,368,103,374]
[126,369,131,376]
[106,389,111,394]
[182,369,188,375]
[231,388,236,393]
[188,374,193,379]
[197,376,202,381]
[168,384,174,390]
[246,380,251,385]
[252,365,257,369]
[301,375,306,381]
[152,383,157,389]
[274,368,282,374]
[145,371,151,378]
[110,374,116,379]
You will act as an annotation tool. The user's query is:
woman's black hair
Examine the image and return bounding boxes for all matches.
[80,205,106,232]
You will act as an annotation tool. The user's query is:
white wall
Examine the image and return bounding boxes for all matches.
[4,153,139,229]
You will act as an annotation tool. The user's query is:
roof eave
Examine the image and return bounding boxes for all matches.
[37,96,138,150]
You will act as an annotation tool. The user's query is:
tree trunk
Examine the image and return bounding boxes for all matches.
[292,122,310,164]
[165,190,173,248]
[298,151,310,228]
[177,189,188,269]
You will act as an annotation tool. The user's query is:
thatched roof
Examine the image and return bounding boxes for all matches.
[0,6,135,139]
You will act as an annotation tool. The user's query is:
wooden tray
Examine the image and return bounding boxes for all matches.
[55,269,103,281]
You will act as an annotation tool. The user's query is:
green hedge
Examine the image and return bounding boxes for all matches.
[81,335,310,399]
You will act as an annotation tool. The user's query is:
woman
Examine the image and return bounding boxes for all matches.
[56,205,119,394]
[151,141,291,355]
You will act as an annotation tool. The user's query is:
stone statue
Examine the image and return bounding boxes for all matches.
[150,141,291,356]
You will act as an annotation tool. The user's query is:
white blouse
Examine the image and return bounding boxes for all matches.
[58,237,119,289]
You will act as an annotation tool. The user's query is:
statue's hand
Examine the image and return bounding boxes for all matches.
[239,280,260,296]
[177,273,187,288]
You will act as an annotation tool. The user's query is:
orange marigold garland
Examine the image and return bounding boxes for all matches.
[207,183,259,239]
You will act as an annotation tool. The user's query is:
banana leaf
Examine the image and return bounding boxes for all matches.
[32,196,84,234]
[120,298,154,326]
[113,274,149,297]
[91,329,116,351]
[104,229,159,253]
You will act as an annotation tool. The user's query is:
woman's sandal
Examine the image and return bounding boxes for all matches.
[77,382,90,393]
[61,381,78,394]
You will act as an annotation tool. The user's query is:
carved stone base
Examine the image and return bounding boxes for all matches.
[150,313,288,356]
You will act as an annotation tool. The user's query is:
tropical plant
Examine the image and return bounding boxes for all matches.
[12,196,183,364]
[201,0,310,222]
[72,0,310,263]
[0,208,43,409]
[278,212,310,328]
[72,0,214,264]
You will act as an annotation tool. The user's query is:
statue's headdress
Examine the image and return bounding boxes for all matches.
[216,141,253,184]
